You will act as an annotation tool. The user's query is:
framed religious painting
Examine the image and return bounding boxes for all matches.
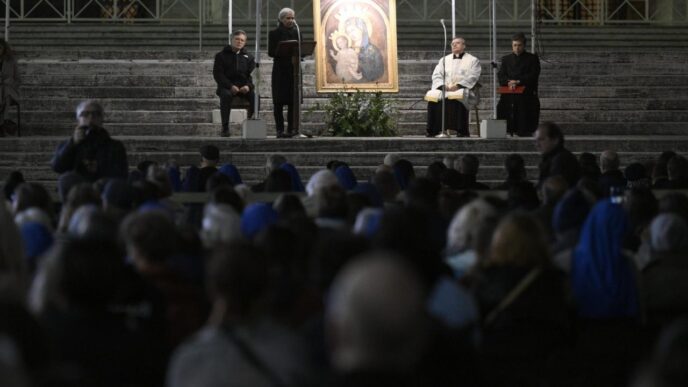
[313,0,399,92]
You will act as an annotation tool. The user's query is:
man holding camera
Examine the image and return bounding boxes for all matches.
[51,100,129,183]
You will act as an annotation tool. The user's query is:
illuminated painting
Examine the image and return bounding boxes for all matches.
[313,0,398,92]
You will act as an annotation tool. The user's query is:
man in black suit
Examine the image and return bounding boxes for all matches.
[497,32,541,137]
[213,30,256,137]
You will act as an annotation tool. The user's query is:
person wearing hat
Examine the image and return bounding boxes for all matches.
[213,30,256,137]
[182,145,221,192]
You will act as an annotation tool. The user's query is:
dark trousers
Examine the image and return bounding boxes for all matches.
[497,94,540,136]
[427,99,469,136]
[273,103,295,134]
[218,88,256,127]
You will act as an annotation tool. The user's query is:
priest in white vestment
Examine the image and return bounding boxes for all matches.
[425,37,481,137]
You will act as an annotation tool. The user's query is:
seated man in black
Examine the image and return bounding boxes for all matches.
[51,100,128,185]
[213,30,256,137]
[497,32,540,137]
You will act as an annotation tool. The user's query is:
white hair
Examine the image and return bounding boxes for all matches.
[305,169,340,197]
[278,7,294,22]
[383,153,400,167]
[446,198,498,252]
[327,253,429,371]
[14,207,53,231]
[201,203,242,248]
[75,100,104,120]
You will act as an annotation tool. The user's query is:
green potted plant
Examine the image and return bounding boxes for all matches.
[311,88,398,137]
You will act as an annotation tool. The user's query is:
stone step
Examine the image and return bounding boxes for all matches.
[15,121,688,137]
[20,97,688,113]
[18,109,688,125]
[13,48,688,62]
[19,57,688,73]
[6,23,688,51]
[0,164,540,184]
[3,136,688,154]
[17,71,688,89]
[17,59,688,79]
[2,149,664,171]
[18,84,688,100]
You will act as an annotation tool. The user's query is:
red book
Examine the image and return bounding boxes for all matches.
[498,85,526,94]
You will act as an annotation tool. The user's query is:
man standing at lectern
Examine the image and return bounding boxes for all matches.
[426,37,481,138]
[213,30,256,137]
[268,7,298,138]
[497,32,541,137]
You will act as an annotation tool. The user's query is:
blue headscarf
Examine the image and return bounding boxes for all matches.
[353,207,384,238]
[166,166,182,192]
[219,163,243,185]
[552,188,591,234]
[352,182,383,207]
[571,199,639,319]
[279,163,305,192]
[20,222,53,271]
[335,165,358,190]
[241,202,279,239]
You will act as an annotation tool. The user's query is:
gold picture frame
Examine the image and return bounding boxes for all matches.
[313,0,399,93]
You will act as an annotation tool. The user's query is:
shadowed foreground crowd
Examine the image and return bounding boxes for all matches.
[3,135,688,387]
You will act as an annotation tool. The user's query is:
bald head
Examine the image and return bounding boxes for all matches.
[600,150,620,173]
[326,252,429,372]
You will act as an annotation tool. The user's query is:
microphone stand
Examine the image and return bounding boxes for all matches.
[293,20,309,138]
[436,19,449,138]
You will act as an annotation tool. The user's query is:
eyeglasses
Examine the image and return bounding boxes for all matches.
[79,110,102,117]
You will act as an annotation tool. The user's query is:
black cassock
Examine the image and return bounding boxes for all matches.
[268,23,299,135]
[426,97,469,137]
[497,51,541,136]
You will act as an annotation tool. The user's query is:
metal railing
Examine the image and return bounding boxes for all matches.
[0,0,685,24]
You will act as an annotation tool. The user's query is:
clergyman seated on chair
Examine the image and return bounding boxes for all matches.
[213,30,256,137]
[425,37,481,138]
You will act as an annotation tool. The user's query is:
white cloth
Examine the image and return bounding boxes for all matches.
[426,52,481,108]
[431,52,481,90]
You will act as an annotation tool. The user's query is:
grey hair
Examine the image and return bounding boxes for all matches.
[232,29,247,38]
[278,7,294,22]
[75,100,104,120]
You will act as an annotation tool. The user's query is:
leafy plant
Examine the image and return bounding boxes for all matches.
[316,89,398,137]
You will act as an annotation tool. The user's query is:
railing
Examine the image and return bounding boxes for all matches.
[0,0,685,24]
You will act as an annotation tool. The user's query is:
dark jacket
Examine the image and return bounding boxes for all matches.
[498,51,540,95]
[213,46,255,94]
[268,23,299,105]
[51,126,128,181]
[538,143,581,188]
[599,169,626,196]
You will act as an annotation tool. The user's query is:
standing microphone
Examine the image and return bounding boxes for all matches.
[437,18,449,138]
[293,19,305,134]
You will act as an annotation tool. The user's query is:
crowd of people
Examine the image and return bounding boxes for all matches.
[0,12,686,386]
[2,109,688,386]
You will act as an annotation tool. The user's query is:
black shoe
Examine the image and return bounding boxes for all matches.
[457,133,470,138]
[276,132,287,138]
[220,125,229,137]
[425,133,436,138]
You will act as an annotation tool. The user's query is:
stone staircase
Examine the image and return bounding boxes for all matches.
[1,22,688,189]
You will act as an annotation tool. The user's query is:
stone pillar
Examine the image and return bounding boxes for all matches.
[653,0,674,23]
